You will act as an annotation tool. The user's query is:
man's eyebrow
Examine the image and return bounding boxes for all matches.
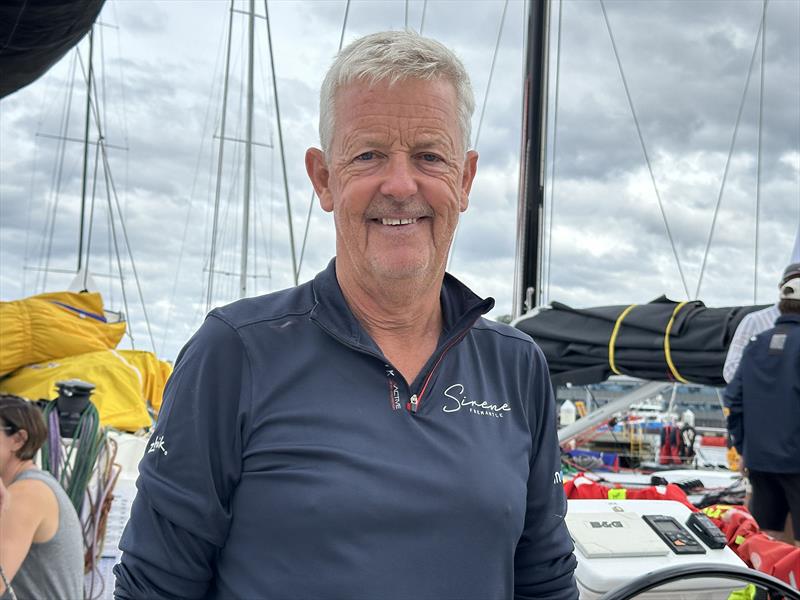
[412,131,457,150]
[339,133,390,153]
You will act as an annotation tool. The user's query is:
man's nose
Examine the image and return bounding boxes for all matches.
[379,155,418,199]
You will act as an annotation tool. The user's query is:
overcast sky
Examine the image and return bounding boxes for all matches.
[1,0,798,361]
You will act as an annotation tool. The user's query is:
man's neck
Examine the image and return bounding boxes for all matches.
[337,266,444,382]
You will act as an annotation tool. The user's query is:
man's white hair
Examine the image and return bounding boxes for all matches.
[319,30,475,156]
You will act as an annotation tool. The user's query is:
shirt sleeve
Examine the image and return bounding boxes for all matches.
[723,351,745,455]
[723,315,754,383]
[514,344,578,600]
[114,314,252,599]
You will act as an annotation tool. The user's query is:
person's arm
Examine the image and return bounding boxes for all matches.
[723,355,745,455]
[723,315,754,383]
[113,314,252,599]
[0,479,52,594]
[514,344,578,600]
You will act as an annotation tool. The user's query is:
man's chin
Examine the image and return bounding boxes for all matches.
[366,257,437,282]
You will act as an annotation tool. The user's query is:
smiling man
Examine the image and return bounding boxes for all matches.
[115,31,577,600]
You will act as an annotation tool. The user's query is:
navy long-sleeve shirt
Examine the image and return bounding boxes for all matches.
[724,313,800,473]
[114,260,578,599]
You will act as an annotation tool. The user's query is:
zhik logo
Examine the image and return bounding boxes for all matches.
[148,435,168,456]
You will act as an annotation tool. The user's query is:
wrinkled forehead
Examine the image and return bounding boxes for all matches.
[331,77,462,150]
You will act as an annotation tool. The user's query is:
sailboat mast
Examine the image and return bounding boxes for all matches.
[240,0,256,298]
[513,0,550,318]
[78,27,95,273]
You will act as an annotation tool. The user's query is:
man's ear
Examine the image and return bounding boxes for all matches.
[305,148,334,212]
[459,150,479,212]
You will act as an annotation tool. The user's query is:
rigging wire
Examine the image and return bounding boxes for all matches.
[190,150,219,335]
[239,0,256,299]
[216,40,247,306]
[405,0,409,30]
[297,0,351,280]
[106,187,113,305]
[82,142,102,290]
[269,140,275,281]
[159,15,229,355]
[38,52,79,293]
[694,5,767,298]
[448,0,508,271]
[419,0,428,34]
[101,158,134,347]
[264,0,299,285]
[339,0,351,51]
[21,52,55,296]
[74,50,133,344]
[545,0,564,305]
[111,0,132,222]
[100,143,156,351]
[755,0,767,304]
[77,49,157,352]
[296,189,316,275]
[207,0,236,314]
[78,27,95,274]
[99,21,108,142]
[599,0,691,300]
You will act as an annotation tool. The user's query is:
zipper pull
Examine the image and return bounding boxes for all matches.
[409,394,419,413]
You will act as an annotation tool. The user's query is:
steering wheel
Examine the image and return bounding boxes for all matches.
[598,563,800,600]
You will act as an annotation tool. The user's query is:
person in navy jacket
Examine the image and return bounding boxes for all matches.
[725,262,800,546]
[115,30,578,599]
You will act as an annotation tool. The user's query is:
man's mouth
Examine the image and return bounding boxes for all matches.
[378,217,419,226]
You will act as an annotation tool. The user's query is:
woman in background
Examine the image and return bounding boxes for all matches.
[0,395,83,600]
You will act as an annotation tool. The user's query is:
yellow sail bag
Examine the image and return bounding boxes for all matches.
[0,291,126,376]
[0,349,170,431]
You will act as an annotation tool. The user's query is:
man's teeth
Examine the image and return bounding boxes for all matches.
[380,218,418,226]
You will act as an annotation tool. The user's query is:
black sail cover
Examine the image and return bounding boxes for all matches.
[515,297,769,387]
[0,0,105,99]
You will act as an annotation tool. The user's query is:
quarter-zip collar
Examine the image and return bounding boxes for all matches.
[776,314,800,326]
[310,258,494,361]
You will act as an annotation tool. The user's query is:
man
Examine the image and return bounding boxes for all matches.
[114,31,578,599]
[724,235,800,383]
[724,262,800,547]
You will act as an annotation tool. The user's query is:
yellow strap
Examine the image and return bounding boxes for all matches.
[664,301,690,384]
[609,304,637,375]
[608,488,627,500]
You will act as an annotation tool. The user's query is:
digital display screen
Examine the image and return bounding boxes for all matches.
[658,520,680,533]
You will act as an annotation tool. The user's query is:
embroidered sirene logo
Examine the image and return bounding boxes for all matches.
[148,435,168,456]
[442,384,511,418]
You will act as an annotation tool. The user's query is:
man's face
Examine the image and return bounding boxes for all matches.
[306,78,478,284]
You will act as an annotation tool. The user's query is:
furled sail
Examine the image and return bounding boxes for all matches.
[0,0,105,99]
[515,297,767,386]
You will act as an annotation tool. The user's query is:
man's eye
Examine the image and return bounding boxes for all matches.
[420,153,442,163]
[354,151,375,161]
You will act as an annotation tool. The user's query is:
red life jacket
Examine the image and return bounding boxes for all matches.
[659,424,683,465]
